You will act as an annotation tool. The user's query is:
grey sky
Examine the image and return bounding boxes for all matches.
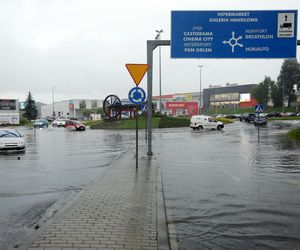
[0,0,299,103]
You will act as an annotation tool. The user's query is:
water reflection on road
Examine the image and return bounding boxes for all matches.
[0,127,134,250]
[1,121,300,250]
[154,121,300,249]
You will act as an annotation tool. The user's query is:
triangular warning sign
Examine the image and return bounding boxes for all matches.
[125,64,149,85]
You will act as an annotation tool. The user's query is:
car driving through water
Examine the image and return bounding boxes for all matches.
[0,129,25,152]
[190,115,224,130]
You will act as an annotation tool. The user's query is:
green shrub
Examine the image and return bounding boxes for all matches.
[20,117,30,125]
[158,117,190,128]
[287,127,300,141]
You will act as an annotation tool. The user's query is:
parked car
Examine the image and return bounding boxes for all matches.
[52,118,67,127]
[64,120,86,131]
[240,113,256,123]
[297,113,300,117]
[254,115,268,126]
[0,129,25,152]
[190,115,224,130]
[267,112,281,117]
[33,118,49,128]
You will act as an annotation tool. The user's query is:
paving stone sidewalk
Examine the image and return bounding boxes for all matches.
[22,153,169,250]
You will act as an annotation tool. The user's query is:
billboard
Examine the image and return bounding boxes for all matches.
[240,93,251,102]
[166,101,198,116]
[0,99,17,111]
[171,10,298,58]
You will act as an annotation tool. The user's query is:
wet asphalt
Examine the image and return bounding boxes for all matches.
[0,121,300,250]
[153,120,300,250]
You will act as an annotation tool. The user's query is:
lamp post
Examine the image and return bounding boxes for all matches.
[52,87,56,118]
[198,65,203,114]
[282,80,285,114]
[155,29,163,113]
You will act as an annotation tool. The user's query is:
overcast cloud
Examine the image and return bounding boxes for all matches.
[0,0,299,103]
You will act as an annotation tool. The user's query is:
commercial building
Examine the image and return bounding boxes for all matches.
[0,99,20,124]
[203,83,257,109]
[152,83,257,115]
[41,99,103,119]
[153,93,199,116]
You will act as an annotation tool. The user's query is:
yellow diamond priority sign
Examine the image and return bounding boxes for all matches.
[125,64,149,86]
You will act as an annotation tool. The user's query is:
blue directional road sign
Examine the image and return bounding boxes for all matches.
[255,104,264,113]
[128,87,146,105]
[171,10,298,58]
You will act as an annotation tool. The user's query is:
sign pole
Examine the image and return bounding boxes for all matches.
[147,40,170,156]
[258,114,260,143]
[135,107,138,169]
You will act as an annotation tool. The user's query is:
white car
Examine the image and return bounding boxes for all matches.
[0,129,25,151]
[52,118,67,127]
[190,115,224,130]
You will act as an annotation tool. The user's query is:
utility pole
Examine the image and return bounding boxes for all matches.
[198,65,203,114]
[155,29,163,114]
[52,87,55,118]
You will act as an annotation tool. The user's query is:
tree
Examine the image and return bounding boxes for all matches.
[270,84,282,107]
[251,76,274,106]
[79,100,86,109]
[277,59,300,107]
[23,92,38,120]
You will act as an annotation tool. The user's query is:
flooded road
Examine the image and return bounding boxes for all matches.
[0,127,135,250]
[154,121,300,249]
[1,121,300,250]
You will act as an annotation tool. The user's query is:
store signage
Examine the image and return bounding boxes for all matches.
[0,99,17,110]
[166,102,198,109]
[171,10,298,58]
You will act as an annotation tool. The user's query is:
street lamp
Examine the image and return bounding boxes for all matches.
[155,29,163,113]
[52,87,56,118]
[198,65,203,114]
[282,80,285,114]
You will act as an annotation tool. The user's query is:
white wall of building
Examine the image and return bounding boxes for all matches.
[0,99,20,124]
[41,99,103,118]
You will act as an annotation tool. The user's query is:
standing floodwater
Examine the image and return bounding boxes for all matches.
[1,121,300,249]
[154,121,300,249]
[0,127,135,250]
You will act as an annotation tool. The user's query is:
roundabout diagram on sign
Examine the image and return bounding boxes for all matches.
[128,87,146,104]
[223,31,243,53]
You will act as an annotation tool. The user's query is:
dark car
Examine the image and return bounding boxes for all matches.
[64,120,86,131]
[33,119,49,128]
[240,113,256,123]
[254,115,268,126]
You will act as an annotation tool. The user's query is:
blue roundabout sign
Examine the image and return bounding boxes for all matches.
[128,87,146,104]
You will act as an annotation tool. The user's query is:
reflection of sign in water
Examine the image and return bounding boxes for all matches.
[0,99,17,110]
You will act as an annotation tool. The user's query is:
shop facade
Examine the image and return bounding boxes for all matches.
[0,99,20,124]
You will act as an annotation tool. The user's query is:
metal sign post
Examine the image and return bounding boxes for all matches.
[255,104,264,142]
[126,64,148,167]
[135,107,139,169]
[146,40,170,156]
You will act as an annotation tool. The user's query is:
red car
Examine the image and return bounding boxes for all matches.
[64,120,86,131]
